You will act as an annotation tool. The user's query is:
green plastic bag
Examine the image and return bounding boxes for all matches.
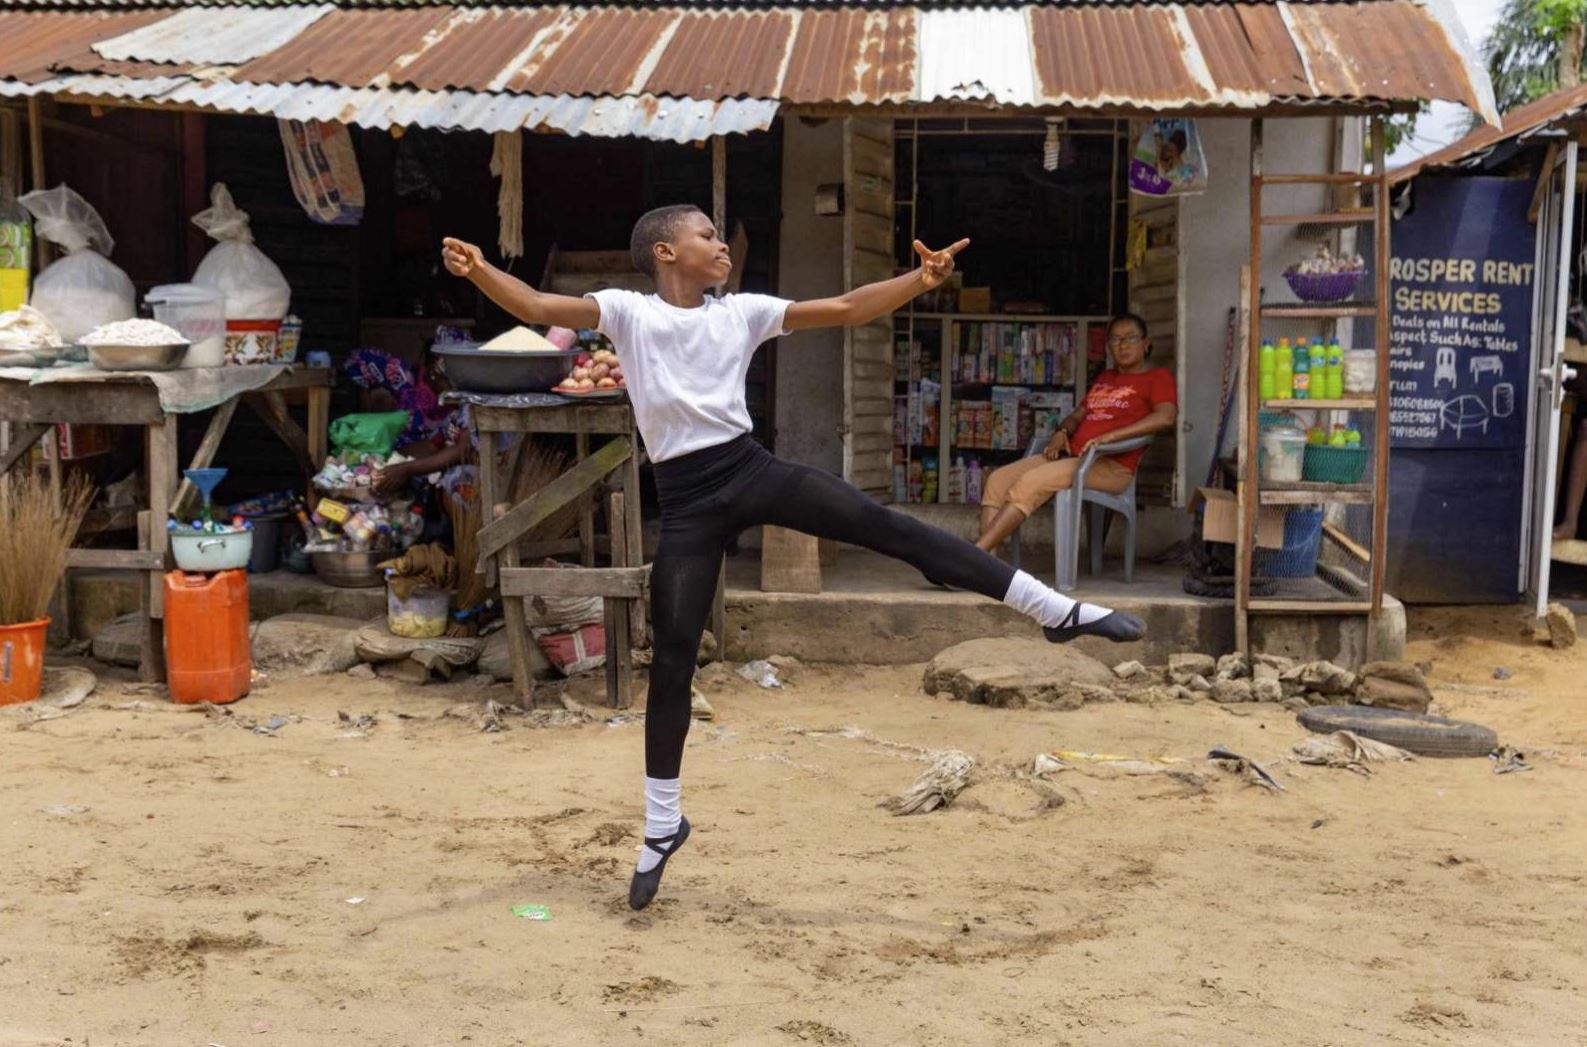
[329,411,409,456]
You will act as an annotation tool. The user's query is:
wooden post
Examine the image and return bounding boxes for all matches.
[605,489,633,708]
[479,428,535,707]
[1239,119,1264,655]
[139,417,178,681]
[26,97,50,269]
[306,383,330,481]
[171,399,238,519]
[1370,116,1390,614]
[1234,266,1252,655]
[575,431,595,566]
[712,136,727,238]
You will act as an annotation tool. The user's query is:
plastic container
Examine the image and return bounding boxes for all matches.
[243,513,285,573]
[0,617,49,706]
[1259,426,1308,483]
[1268,507,1324,578]
[224,319,282,365]
[147,283,226,368]
[1303,443,1369,484]
[164,570,250,704]
[1343,350,1377,395]
[278,315,302,362]
[387,584,449,639]
[171,528,253,572]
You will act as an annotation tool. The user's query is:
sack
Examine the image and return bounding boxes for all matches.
[18,185,135,342]
[329,411,411,456]
[278,120,365,227]
[1129,118,1209,198]
[192,183,291,320]
[534,623,606,676]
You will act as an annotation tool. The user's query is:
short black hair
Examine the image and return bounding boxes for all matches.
[1111,312,1149,338]
[630,204,705,277]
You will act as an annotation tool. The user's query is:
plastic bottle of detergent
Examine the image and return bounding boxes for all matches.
[1292,339,1311,400]
[1309,341,1327,398]
[1274,339,1294,402]
[1258,340,1276,401]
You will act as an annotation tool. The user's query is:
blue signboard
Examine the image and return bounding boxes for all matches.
[1388,177,1537,449]
[1386,176,1538,603]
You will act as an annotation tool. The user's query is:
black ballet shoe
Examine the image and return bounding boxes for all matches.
[1042,603,1145,644]
[628,816,691,911]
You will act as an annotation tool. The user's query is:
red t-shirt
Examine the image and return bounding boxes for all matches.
[1070,368,1177,473]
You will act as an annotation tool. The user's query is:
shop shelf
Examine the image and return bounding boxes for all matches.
[1258,173,1381,185]
[1261,399,1377,411]
[1260,483,1374,506]
[1261,303,1378,319]
[1260,211,1376,226]
[1246,599,1374,614]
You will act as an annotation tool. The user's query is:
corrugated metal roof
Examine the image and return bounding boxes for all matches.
[1392,81,1587,182]
[2,1,1500,141]
[0,9,165,83]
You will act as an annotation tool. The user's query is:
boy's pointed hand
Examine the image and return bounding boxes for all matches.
[442,237,483,278]
[913,238,970,290]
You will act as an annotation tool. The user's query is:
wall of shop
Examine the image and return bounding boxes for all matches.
[1179,117,1345,502]
[773,117,846,471]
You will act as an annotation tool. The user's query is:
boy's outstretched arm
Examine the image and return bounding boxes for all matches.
[442,238,600,330]
[784,238,969,332]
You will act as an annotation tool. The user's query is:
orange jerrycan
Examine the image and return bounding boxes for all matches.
[163,569,251,704]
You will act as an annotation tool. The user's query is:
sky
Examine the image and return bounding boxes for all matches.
[1386,0,1510,167]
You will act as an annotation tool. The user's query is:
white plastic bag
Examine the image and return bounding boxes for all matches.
[18,185,135,343]
[191,183,291,320]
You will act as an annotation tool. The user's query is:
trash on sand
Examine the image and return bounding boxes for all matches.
[1292,730,1414,775]
[1207,746,1285,792]
[41,804,89,816]
[346,897,366,905]
[1032,753,1068,777]
[690,688,715,721]
[881,749,975,815]
[254,715,290,736]
[1491,746,1531,774]
[511,903,553,921]
[338,710,377,730]
[737,660,782,689]
[1492,667,1513,681]
[1040,750,1187,776]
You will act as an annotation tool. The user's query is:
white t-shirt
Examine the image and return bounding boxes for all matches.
[588,289,791,462]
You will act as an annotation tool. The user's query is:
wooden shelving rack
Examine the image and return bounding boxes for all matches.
[1236,117,1392,651]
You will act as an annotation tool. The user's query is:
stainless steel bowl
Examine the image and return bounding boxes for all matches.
[86,342,190,372]
[432,343,580,393]
[311,549,386,589]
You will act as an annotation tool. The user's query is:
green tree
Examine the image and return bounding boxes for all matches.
[1481,0,1587,122]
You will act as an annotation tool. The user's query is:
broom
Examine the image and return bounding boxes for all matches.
[0,471,94,625]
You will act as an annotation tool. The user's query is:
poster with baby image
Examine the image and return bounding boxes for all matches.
[1129,118,1209,197]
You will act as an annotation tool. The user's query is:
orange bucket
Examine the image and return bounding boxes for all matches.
[0,617,49,706]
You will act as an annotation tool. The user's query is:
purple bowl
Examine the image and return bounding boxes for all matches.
[1284,269,1364,303]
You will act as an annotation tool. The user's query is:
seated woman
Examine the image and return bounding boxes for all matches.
[975,313,1178,552]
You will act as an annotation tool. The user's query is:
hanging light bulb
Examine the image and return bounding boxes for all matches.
[1042,117,1061,172]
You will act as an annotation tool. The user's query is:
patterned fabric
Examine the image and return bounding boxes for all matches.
[343,347,458,448]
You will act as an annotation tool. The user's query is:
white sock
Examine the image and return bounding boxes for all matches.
[1002,569,1111,628]
[637,776,681,874]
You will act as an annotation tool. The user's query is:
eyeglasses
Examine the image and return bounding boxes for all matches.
[1105,335,1146,348]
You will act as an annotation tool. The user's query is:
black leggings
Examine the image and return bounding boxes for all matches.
[646,435,1017,778]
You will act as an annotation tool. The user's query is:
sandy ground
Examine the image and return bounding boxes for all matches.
[3,606,1586,1047]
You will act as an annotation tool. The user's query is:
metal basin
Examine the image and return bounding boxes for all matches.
[311,549,386,589]
[87,342,190,372]
[432,343,578,393]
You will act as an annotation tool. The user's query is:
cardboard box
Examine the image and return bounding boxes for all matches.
[958,287,992,313]
[1195,488,1285,549]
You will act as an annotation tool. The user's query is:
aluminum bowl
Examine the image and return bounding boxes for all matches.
[87,342,190,372]
[433,343,580,393]
[311,549,387,589]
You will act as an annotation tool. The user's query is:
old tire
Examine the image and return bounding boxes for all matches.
[1297,705,1497,758]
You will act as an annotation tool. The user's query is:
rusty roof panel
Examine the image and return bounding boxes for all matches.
[645,10,795,99]
[781,8,915,104]
[1393,81,1587,181]
[1030,5,1208,107]
[1283,1,1487,114]
[236,7,454,86]
[388,7,563,91]
[0,10,163,83]
[508,8,678,96]
[1184,3,1307,97]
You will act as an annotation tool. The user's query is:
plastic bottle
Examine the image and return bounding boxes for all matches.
[1308,426,1327,445]
[1258,339,1276,401]
[1292,343,1311,400]
[1325,341,1345,400]
[966,459,983,505]
[1308,341,1327,396]
[1274,339,1294,402]
[1345,426,1362,447]
[1329,424,1349,448]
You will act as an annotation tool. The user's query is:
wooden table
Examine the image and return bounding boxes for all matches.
[471,398,658,708]
[0,367,331,680]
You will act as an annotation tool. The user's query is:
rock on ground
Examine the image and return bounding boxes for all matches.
[1113,660,1147,680]
[1169,653,1216,685]
[251,614,367,677]
[1211,678,1254,704]
[1282,661,1357,697]
[924,638,1116,710]
[1355,660,1433,713]
[1545,603,1578,650]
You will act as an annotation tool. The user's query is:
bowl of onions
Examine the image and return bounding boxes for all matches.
[555,349,627,397]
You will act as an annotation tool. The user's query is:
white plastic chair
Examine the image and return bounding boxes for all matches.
[1009,434,1153,592]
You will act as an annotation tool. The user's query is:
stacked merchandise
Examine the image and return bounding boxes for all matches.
[952,322,1075,386]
